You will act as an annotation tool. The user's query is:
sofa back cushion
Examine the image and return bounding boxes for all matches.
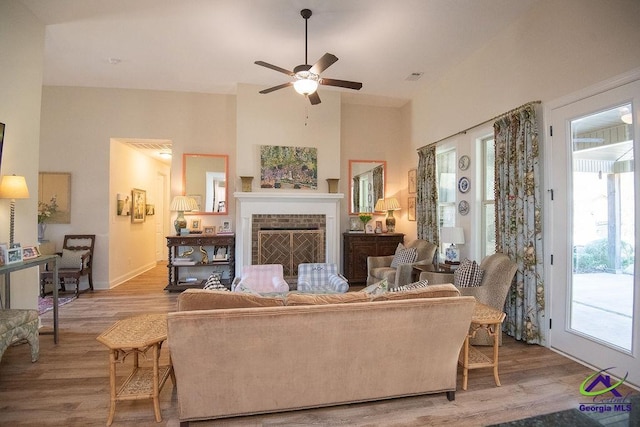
[372,283,461,301]
[177,289,286,311]
[285,291,371,306]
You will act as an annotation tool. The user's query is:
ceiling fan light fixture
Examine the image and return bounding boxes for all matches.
[293,72,319,95]
[621,112,633,124]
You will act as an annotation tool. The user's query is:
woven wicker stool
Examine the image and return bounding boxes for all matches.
[97,313,174,426]
[0,309,39,363]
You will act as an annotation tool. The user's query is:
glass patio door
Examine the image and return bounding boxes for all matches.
[549,79,640,388]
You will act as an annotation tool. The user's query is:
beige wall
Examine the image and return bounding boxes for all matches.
[29,0,640,287]
[409,0,640,260]
[0,1,44,309]
[411,0,640,147]
[236,83,342,191]
[39,87,237,289]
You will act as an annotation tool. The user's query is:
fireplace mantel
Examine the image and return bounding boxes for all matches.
[234,192,344,274]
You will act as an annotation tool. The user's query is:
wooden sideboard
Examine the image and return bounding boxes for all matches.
[165,234,235,292]
[343,232,404,284]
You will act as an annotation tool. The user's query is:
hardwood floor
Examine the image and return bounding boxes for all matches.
[0,263,635,426]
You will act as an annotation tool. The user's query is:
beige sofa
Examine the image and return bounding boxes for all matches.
[167,286,475,425]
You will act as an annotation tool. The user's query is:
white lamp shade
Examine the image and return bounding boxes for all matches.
[0,175,30,199]
[170,195,197,212]
[440,226,465,245]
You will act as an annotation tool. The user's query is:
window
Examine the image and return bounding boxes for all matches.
[481,136,496,257]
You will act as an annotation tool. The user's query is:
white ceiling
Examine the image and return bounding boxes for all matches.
[21,0,539,107]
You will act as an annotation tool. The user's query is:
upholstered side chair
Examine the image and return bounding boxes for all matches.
[297,263,348,293]
[367,239,437,288]
[231,264,290,293]
[40,234,96,298]
[452,253,518,346]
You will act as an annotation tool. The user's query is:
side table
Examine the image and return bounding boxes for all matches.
[412,264,455,284]
[96,313,175,426]
[459,302,506,390]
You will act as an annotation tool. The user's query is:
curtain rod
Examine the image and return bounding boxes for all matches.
[417,100,541,151]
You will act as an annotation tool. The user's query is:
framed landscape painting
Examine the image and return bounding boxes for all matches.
[260,145,317,190]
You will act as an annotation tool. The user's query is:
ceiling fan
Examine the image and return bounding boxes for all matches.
[255,9,362,105]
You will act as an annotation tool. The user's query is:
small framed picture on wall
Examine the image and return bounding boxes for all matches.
[408,168,417,194]
[408,197,416,221]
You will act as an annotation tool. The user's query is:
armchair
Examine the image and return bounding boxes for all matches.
[367,239,437,288]
[297,263,348,293]
[231,264,290,294]
[453,253,517,346]
[40,234,95,298]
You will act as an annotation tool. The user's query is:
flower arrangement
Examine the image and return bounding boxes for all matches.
[358,213,372,228]
[38,196,58,224]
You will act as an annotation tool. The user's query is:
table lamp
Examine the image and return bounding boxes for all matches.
[375,197,401,233]
[0,175,30,247]
[170,195,198,235]
[440,226,465,263]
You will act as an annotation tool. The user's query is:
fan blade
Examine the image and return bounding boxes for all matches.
[259,82,293,94]
[308,92,321,105]
[321,78,363,91]
[255,61,294,76]
[309,53,338,75]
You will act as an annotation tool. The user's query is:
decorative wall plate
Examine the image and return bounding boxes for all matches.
[458,155,470,171]
[458,176,470,193]
[458,200,470,215]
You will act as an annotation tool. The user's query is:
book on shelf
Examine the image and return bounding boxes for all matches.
[173,257,196,265]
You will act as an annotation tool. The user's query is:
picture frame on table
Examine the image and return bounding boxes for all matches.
[349,217,363,232]
[375,221,383,234]
[218,220,233,234]
[131,188,146,223]
[408,168,417,194]
[6,246,23,264]
[0,242,6,266]
[203,226,215,234]
[365,224,374,234]
[190,219,201,231]
[22,246,40,260]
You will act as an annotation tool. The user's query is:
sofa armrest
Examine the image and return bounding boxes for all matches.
[272,277,290,293]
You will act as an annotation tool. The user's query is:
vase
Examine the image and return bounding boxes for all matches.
[240,176,253,192]
[38,223,46,241]
[326,178,339,193]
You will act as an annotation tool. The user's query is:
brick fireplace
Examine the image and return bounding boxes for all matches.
[234,192,343,277]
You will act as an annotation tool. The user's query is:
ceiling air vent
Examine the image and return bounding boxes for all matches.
[405,72,424,81]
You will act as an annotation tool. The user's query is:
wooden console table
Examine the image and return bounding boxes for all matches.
[343,232,404,284]
[165,234,235,292]
[1,254,59,343]
[96,313,174,426]
[459,302,506,390]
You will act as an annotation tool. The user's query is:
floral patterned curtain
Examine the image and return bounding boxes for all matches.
[372,165,384,206]
[417,145,439,245]
[352,176,360,213]
[494,104,544,344]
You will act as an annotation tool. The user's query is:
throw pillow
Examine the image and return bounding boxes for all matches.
[454,259,484,287]
[373,283,461,301]
[58,249,89,269]
[390,246,418,268]
[388,279,429,292]
[361,279,388,295]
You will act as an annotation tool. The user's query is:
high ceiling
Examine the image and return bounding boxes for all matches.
[21,0,538,107]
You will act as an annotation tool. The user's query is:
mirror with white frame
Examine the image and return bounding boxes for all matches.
[183,153,228,215]
[348,160,386,215]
